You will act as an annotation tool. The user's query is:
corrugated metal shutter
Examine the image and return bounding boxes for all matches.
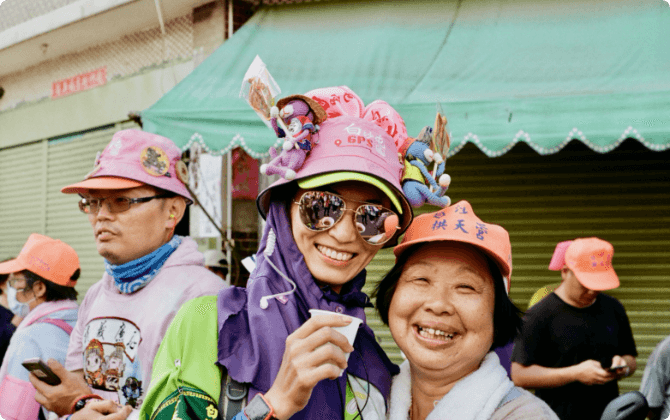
[45,122,139,297]
[0,121,138,298]
[363,138,670,394]
[0,141,46,260]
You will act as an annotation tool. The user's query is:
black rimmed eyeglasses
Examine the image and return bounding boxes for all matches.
[78,194,172,214]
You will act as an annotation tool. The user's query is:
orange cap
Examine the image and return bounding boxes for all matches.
[564,237,619,291]
[0,234,80,287]
[394,200,512,292]
[61,176,143,194]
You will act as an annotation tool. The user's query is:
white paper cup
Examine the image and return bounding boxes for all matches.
[309,309,363,375]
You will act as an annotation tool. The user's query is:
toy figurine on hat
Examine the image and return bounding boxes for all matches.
[259,94,327,180]
[400,106,452,208]
[241,56,327,181]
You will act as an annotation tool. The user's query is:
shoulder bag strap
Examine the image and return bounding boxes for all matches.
[37,318,74,335]
[218,366,249,420]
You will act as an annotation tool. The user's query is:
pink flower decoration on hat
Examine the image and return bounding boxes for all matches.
[305,86,408,151]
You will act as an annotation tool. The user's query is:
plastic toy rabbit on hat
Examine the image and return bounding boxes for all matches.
[398,103,453,208]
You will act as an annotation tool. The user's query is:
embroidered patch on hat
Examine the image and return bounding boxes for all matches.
[175,160,189,184]
[141,146,170,177]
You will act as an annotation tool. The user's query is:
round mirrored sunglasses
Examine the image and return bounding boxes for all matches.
[295,191,400,245]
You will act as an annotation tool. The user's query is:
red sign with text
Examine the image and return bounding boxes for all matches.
[52,67,107,99]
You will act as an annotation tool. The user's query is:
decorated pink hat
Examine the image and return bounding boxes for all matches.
[548,240,573,270]
[257,86,412,244]
[61,129,192,202]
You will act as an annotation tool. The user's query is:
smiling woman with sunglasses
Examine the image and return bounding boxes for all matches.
[141,87,413,420]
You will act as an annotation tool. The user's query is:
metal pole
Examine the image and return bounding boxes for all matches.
[226,150,233,286]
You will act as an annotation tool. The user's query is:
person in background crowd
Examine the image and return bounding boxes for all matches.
[0,258,21,366]
[639,334,670,420]
[0,234,80,420]
[375,203,558,420]
[140,86,413,420]
[30,129,225,419]
[511,238,637,420]
[204,249,229,280]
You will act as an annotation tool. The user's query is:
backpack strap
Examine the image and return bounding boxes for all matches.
[218,366,249,420]
[37,318,74,335]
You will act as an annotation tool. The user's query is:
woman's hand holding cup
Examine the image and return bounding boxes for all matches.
[264,313,358,420]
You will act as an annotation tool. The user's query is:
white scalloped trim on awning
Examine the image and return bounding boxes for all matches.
[179,132,282,158]
[446,126,669,158]
[181,125,667,159]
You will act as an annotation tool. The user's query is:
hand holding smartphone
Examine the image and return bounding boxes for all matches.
[607,364,626,372]
[22,358,61,386]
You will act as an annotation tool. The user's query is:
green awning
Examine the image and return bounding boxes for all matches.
[142,0,670,158]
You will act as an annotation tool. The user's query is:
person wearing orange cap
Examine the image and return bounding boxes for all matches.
[374,202,558,420]
[29,129,225,420]
[0,234,80,420]
[511,237,638,420]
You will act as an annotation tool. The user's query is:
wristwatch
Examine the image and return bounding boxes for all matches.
[244,393,279,420]
[71,394,103,413]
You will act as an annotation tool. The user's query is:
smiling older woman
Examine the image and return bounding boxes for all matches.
[374,202,559,420]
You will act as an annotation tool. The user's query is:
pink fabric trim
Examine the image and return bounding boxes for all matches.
[548,240,573,271]
[20,300,78,330]
[0,374,41,420]
[0,300,78,386]
[37,318,74,335]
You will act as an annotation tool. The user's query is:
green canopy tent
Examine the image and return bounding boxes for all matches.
[142,0,670,158]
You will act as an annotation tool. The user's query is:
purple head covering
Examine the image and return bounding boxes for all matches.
[216,200,398,419]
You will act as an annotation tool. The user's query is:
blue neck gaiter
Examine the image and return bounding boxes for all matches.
[105,235,182,294]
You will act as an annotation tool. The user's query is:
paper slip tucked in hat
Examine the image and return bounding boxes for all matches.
[565,237,619,291]
[393,200,512,292]
[0,234,80,287]
[61,129,192,202]
[548,240,573,270]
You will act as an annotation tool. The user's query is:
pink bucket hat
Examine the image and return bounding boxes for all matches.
[61,129,192,202]
[256,87,412,244]
[548,240,573,270]
[565,237,619,291]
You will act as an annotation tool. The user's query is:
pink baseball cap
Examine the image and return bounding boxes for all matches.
[0,234,80,287]
[61,129,192,202]
[393,201,513,292]
[548,240,573,270]
[564,237,619,291]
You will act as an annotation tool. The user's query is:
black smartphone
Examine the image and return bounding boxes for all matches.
[607,364,626,372]
[21,358,61,386]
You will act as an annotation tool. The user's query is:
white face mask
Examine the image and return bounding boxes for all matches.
[7,284,35,318]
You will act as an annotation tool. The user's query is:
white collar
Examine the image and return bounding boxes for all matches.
[388,352,514,420]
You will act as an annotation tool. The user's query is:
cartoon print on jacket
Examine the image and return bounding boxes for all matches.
[82,317,144,408]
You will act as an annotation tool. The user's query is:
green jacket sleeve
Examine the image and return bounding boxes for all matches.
[139,295,222,420]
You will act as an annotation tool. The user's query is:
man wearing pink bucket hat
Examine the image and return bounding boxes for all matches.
[140,87,414,420]
[512,238,637,420]
[32,129,225,418]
